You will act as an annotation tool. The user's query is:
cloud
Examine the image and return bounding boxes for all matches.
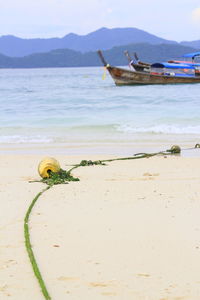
[0,0,103,37]
[192,7,200,23]
[0,0,200,40]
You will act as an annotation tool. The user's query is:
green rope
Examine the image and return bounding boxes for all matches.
[24,186,51,300]
[69,152,166,169]
[101,152,159,162]
[25,143,199,299]
[40,169,79,186]
[25,169,79,299]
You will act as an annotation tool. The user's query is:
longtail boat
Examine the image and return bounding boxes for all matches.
[124,50,150,72]
[97,50,200,85]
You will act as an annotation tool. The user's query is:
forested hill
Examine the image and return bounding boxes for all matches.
[0,27,176,57]
[0,43,198,69]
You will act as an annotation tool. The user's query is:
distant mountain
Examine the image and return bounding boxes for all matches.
[180,40,200,49]
[0,43,198,69]
[101,43,199,66]
[0,53,13,67]
[0,27,177,57]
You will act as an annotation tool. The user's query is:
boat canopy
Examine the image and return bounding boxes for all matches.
[182,52,200,58]
[151,62,195,69]
[168,60,200,68]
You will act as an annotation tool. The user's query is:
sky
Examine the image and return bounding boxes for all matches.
[0,0,200,41]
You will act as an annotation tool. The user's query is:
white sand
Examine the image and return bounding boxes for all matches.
[1,154,200,299]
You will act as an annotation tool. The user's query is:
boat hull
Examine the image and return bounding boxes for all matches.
[108,66,200,85]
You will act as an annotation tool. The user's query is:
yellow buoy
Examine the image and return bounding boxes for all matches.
[38,157,61,178]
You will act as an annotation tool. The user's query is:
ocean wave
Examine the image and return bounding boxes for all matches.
[116,124,200,134]
[0,135,53,143]
[0,123,200,144]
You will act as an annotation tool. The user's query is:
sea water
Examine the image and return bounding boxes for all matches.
[0,67,199,155]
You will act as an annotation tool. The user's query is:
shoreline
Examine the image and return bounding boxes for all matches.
[0,141,200,157]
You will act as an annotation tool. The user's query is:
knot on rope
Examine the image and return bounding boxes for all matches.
[195,143,200,148]
[41,169,79,186]
[166,145,181,154]
[79,160,105,166]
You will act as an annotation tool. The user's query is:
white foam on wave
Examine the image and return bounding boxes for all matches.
[116,124,200,134]
[1,123,200,144]
[0,135,53,143]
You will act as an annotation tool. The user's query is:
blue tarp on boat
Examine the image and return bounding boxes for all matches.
[179,62,200,67]
[151,62,195,69]
[182,52,200,58]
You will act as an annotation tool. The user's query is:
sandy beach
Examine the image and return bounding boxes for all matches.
[1,153,200,300]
